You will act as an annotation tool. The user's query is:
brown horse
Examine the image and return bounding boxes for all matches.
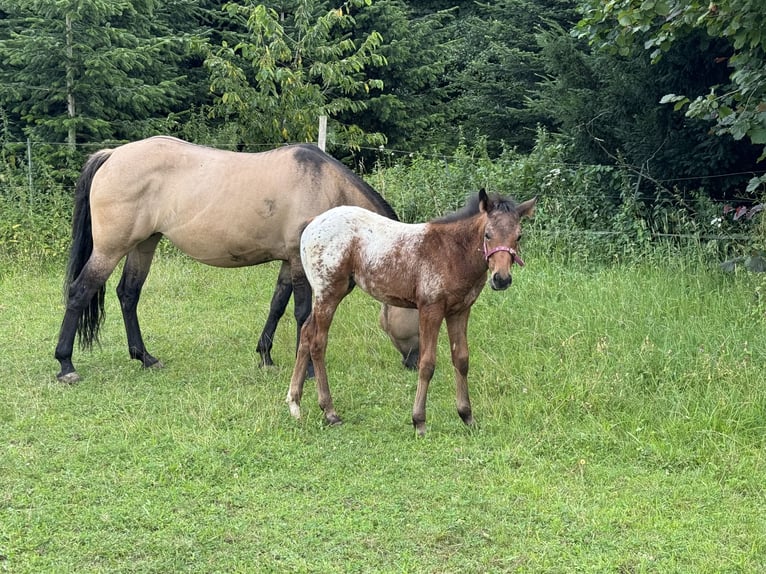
[287,189,536,435]
[54,136,419,383]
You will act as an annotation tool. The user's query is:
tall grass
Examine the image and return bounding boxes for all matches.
[1,253,764,572]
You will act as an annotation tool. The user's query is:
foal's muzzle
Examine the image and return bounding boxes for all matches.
[490,272,512,291]
[484,243,523,291]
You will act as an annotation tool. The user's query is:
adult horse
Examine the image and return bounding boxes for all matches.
[287,189,536,436]
[54,135,419,383]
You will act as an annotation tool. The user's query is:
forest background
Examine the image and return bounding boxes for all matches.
[1,0,766,264]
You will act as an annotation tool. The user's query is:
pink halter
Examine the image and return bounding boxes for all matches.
[482,241,525,267]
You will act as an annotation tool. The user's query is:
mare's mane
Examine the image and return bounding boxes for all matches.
[292,144,398,221]
[434,191,519,224]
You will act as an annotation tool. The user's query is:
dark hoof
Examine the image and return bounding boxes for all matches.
[57,371,81,384]
[325,414,343,426]
[307,364,315,379]
[458,409,475,426]
[413,419,426,437]
[144,359,164,370]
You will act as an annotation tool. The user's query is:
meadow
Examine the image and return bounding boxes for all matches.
[1,249,765,573]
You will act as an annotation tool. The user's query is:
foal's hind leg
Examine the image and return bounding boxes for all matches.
[307,299,343,425]
[116,235,163,369]
[290,265,316,378]
[287,296,343,425]
[256,261,293,367]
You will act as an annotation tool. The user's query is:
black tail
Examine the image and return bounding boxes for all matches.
[64,150,113,349]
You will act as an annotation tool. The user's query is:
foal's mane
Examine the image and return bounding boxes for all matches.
[434,192,518,223]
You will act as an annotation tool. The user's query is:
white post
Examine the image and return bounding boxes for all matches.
[318,115,327,152]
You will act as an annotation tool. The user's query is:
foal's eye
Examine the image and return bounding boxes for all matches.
[484,232,491,240]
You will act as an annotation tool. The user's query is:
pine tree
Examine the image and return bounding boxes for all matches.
[0,0,191,146]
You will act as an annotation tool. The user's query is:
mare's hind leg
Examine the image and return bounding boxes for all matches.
[256,261,293,367]
[55,253,121,383]
[116,235,163,369]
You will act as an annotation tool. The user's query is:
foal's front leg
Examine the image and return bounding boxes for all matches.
[446,310,474,427]
[412,308,443,436]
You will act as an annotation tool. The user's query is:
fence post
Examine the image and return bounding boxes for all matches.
[318,115,327,152]
[27,137,33,196]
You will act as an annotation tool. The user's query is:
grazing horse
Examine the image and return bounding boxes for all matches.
[287,189,537,435]
[54,135,419,383]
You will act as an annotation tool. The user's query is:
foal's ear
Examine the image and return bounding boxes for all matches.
[517,196,537,219]
[478,188,490,213]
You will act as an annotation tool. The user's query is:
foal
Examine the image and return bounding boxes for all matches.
[287,190,536,435]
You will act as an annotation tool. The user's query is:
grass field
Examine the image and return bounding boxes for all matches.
[1,253,765,572]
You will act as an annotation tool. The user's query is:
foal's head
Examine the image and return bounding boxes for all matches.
[478,189,537,290]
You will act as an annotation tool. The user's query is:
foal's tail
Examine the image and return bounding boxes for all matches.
[64,149,113,349]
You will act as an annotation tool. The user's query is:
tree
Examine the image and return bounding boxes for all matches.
[444,0,579,154]
[576,0,766,189]
[0,0,191,149]
[533,24,761,199]
[203,0,387,149]
[343,0,453,157]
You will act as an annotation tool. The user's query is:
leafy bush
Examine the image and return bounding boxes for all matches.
[369,128,761,267]
[0,145,72,264]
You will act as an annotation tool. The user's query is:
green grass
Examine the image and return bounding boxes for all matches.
[1,253,765,572]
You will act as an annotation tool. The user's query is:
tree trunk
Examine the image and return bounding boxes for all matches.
[65,13,76,148]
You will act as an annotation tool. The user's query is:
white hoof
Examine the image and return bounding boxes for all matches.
[287,398,301,420]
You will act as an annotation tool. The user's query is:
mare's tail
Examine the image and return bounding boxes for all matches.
[64,149,113,349]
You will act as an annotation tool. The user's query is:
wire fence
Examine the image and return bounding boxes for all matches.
[2,136,764,246]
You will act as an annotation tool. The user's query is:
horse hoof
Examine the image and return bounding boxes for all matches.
[413,421,427,437]
[145,360,164,370]
[288,401,301,420]
[325,414,343,426]
[57,371,81,384]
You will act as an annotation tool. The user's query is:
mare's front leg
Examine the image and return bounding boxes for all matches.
[446,309,474,427]
[256,261,293,367]
[412,306,443,437]
[117,237,163,369]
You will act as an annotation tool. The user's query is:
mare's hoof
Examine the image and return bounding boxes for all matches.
[57,371,81,385]
[413,420,427,437]
[144,360,164,370]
